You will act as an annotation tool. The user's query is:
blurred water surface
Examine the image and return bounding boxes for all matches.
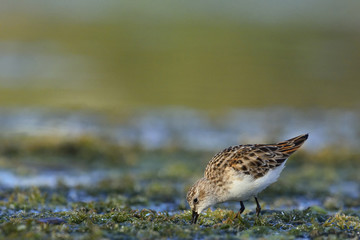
[0,108,358,152]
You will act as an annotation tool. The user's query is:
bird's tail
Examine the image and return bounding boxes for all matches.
[276,134,308,155]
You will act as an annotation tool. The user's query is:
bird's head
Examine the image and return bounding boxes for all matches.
[186,178,216,224]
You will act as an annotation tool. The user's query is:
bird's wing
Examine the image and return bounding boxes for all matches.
[205,134,308,180]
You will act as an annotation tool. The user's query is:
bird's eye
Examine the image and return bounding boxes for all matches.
[193,198,198,204]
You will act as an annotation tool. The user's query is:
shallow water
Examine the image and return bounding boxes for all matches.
[0,170,106,188]
[0,109,359,239]
[0,108,359,152]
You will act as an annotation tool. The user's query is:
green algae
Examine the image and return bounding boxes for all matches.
[1,193,359,239]
[323,213,360,231]
[0,136,359,239]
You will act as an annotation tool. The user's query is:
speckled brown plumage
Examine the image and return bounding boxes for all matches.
[205,134,308,180]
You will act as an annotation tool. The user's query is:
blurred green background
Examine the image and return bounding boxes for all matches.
[1,0,360,112]
[0,3,360,239]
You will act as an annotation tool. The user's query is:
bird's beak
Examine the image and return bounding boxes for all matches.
[191,210,199,224]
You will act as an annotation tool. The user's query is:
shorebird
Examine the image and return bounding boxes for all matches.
[187,134,308,224]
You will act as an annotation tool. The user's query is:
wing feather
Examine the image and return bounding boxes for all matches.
[205,134,308,180]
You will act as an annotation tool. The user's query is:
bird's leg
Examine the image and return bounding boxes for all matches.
[235,201,245,218]
[239,201,245,214]
[254,197,261,217]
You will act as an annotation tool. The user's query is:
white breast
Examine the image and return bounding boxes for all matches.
[224,162,286,202]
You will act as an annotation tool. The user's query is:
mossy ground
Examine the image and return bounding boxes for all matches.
[0,136,359,239]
